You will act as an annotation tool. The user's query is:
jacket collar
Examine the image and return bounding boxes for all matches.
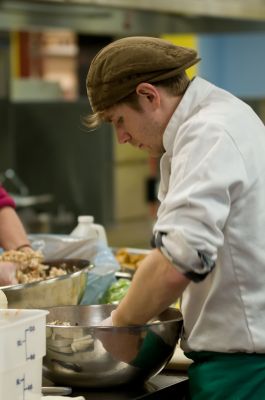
[163,76,213,156]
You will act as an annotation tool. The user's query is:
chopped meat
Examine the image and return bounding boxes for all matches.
[0,249,67,283]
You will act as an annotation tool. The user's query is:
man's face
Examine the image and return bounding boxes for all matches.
[103,102,165,158]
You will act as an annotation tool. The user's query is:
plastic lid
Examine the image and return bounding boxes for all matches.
[77,215,94,223]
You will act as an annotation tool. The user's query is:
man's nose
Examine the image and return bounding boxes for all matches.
[116,129,130,144]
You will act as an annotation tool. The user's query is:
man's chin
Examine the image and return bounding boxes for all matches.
[148,149,164,158]
[132,144,163,158]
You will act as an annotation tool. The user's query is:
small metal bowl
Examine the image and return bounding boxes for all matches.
[43,304,183,388]
[0,259,92,309]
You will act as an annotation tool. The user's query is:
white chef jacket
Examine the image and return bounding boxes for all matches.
[153,76,265,353]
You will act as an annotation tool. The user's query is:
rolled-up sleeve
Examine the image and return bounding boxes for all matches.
[0,186,16,209]
[153,120,247,282]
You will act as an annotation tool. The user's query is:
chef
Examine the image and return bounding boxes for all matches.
[86,36,265,399]
[0,185,32,285]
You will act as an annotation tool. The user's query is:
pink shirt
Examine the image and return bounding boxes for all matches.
[0,187,15,209]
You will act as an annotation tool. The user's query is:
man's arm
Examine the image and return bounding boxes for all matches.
[112,248,190,326]
[0,207,30,250]
[0,199,31,285]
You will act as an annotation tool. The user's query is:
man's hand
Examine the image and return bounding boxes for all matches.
[97,311,140,364]
[98,313,175,368]
[0,261,18,286]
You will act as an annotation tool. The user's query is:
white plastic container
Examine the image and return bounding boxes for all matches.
[0,289,7,308]
[0,309,48,400]
[70,215,108,245]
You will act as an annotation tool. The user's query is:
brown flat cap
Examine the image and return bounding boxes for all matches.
[87,36,200,112]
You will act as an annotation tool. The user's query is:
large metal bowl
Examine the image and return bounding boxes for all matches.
[0,259,91,309]
[43,304,183,388]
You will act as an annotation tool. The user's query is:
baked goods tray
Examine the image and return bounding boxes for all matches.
[112,247,151,278]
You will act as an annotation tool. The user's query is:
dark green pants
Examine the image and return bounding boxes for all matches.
[185,351,265,400]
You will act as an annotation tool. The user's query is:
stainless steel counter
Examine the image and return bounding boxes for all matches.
[44,371,189,399]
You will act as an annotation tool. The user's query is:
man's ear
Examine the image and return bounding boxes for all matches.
[136,83,160,108]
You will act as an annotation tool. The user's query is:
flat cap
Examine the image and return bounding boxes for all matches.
[86,36,200,112]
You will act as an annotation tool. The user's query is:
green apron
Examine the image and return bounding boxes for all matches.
[131,329,172,370]
[185,351,265,400]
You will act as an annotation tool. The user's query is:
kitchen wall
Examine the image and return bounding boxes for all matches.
[198,32,265,101]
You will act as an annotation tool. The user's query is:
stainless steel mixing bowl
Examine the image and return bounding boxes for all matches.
[0,259,91,309]
[43,304,183,388]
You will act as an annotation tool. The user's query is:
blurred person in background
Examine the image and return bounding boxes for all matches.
[0,185,31,285]
[85,36,265,399]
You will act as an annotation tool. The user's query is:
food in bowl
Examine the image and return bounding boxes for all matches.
[0,258,91,309]
[0,249,68,283]
[49,320,72,326]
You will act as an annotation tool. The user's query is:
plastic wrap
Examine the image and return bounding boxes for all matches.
[29,234,120,305]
